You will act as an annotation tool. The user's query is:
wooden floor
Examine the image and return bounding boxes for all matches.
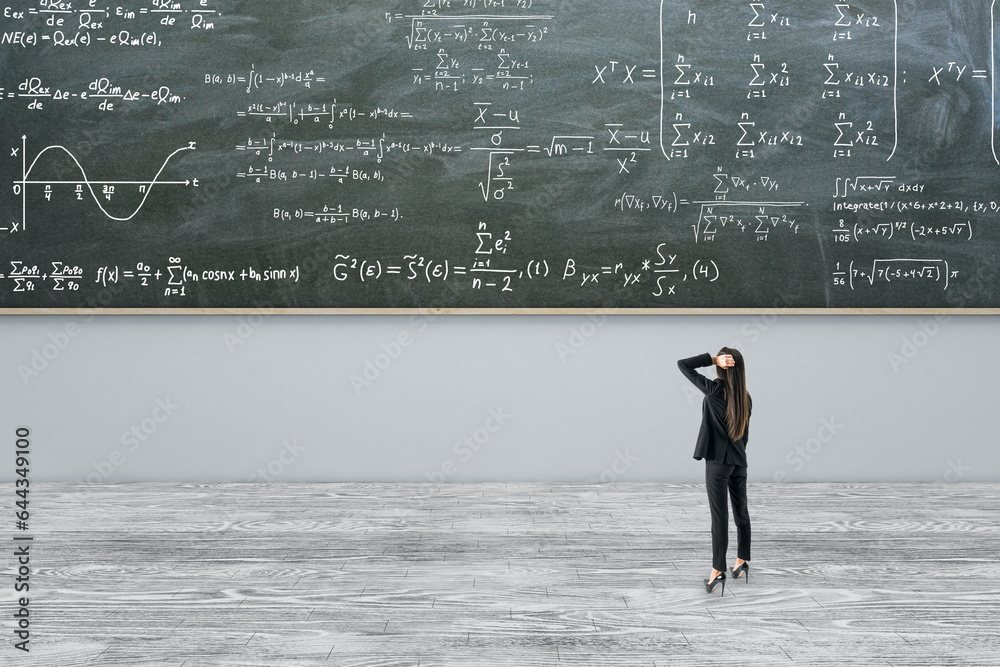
[2,482,998,666]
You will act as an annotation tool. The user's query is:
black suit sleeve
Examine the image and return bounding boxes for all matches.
[677,353,716,395]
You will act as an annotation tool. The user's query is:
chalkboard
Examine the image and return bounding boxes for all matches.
[2,0,999,311]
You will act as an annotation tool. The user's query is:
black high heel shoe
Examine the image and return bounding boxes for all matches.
[731,561,749,582]
[703,571,726,595]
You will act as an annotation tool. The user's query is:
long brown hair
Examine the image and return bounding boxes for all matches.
[716,347,751,441]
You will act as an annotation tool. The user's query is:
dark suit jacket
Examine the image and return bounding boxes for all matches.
[677,353,751,465]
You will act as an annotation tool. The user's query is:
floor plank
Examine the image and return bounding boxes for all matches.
[1,482,998,666]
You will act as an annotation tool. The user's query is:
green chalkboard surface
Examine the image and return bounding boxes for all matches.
[1,0,998,310]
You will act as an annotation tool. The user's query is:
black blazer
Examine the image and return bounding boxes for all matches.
[677,353,751,465]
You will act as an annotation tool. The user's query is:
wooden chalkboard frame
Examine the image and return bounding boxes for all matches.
[3,1,1000,313]
[2,308,998,315]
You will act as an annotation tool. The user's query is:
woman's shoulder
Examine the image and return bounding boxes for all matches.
[705,378,725,394]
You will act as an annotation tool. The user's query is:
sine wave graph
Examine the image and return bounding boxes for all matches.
[12,136,197,231]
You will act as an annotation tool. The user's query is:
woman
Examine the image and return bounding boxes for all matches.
[677,348,752,596]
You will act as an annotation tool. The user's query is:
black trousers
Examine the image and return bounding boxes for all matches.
[705,460,751,572]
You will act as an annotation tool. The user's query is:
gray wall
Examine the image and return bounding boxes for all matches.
[1,314,995,484]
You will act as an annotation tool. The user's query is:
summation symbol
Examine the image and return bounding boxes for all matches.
[11,136,198,232]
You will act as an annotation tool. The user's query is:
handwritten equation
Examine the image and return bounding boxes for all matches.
[1,0,219,48]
